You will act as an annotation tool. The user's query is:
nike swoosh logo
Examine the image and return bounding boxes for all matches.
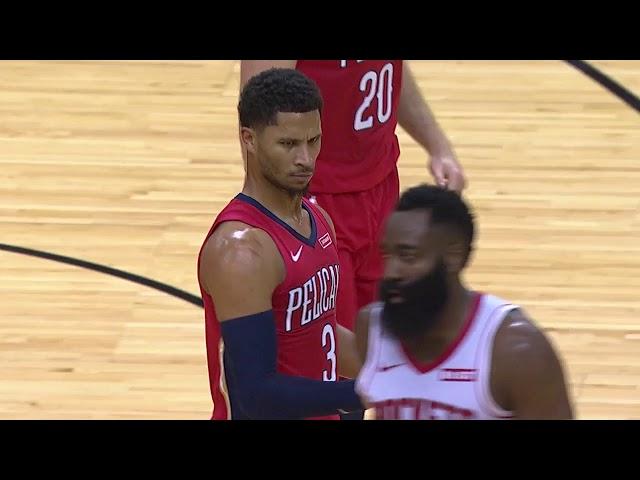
[291,245,303,262]
[377,363,404,372]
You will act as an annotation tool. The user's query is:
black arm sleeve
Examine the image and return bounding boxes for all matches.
[220,311,363,419]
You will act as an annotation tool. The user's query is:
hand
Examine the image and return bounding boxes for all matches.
[429,150,466,193]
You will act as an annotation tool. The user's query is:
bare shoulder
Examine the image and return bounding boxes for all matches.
[199,221,284,321]
[355,302,384,361]
[200,222,278,278]
[493,308,553,362]
[355,302,383,333]
[490,307,572,417]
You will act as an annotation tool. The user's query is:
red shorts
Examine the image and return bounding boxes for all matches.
[309,168,400,331]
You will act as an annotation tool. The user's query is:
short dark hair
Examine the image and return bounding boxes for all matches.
[238,68,323,130]
[397,184,475,267]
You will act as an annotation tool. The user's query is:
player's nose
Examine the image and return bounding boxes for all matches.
[383,255,403,281]
[294,145,314,169]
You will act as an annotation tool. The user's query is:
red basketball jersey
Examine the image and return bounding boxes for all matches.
[197,193,341,420]
[296,60,403,194]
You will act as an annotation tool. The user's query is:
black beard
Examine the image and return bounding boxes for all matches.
[266,171,310,198]
[258,155,311,197]
[379,259,449,341]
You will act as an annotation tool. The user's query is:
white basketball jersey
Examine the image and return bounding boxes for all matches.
[355,293,518,420]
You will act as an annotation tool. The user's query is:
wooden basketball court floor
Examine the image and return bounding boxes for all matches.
[0,60,638,419]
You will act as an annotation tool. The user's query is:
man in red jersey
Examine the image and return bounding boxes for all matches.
[198,68,363,420]
[241,60,465,419]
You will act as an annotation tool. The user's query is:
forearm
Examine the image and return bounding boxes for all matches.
[233,373,362,419]
[221,311,363,420]
[397,62,452,156]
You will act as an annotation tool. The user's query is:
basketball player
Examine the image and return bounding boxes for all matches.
[198,68,365,420]
[241,60,465,419]
[355,184,574,420]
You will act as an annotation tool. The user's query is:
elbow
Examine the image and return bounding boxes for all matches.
[232,383,286,420]
[233,389,267,419]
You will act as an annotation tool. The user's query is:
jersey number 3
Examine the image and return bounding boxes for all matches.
[322,323,337,381]
[354,62,394,131]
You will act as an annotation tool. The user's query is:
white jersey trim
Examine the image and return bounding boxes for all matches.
[474,303,518,419]
[355,304,383,398]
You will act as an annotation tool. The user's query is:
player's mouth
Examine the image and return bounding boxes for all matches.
[386,290,405,304]
[291,171,313,178]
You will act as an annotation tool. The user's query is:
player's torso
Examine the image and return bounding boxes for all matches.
[356,294,518,420]
[296,60,403,193]
[199,194,341,419]
[259,197,341,383]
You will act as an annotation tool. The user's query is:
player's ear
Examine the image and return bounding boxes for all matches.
[444,240,467,273]
[240,127,258,156]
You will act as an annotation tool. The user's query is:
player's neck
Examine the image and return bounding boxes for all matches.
[242,176,305,220]
[403,283,474,362]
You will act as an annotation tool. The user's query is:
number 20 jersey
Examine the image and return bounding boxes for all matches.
[296,60,403,194]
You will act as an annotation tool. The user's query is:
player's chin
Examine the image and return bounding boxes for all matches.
[287,175,313,191]
[386,295,405,304]
[289,173,313,182]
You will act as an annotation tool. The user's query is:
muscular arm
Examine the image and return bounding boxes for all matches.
[200,221,282,320]
[397,61,453,158]
[200,222,362,419]
[490,309,574,420]
[397,62,465,191]
[354,304,375,363]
